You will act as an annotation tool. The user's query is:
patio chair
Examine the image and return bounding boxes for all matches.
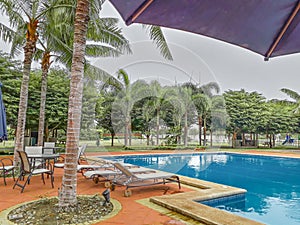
[0,157,15,185]
[13,151,54,193]
[25,146,43,167]
[43,142,55,154]
[112,162,181,196]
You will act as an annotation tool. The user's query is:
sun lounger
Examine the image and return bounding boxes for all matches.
[112,162,181,196]
[83,166,156,186]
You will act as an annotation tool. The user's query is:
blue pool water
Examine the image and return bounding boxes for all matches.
[101,153,300,225]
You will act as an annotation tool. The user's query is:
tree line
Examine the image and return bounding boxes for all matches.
[2,53,299,148]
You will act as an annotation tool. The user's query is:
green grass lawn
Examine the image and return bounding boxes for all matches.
[1,138,299,155]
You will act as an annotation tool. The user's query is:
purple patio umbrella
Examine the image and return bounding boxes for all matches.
[109,0,300,60]
[0,82,7,142]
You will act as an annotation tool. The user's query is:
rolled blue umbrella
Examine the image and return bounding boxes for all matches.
[0,82,7,142]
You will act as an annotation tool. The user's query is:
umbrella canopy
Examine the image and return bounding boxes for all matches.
[0,83,7,142]
[110,0,300,60]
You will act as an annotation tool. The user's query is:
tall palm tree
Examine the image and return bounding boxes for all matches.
[34,2,131,146]
[58,0,91,208]
[192,93,210,146]
[149,80,165,145]
[37,48,51,145]
[112,69,150,146]
[185,81,220,146]
[141,99,155,145]
[177,86,194,147]
[0,0,67,162]
[58,0,172,208]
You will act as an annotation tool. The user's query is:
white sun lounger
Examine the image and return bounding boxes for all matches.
[83,166,156,183]
[112,162,181,196]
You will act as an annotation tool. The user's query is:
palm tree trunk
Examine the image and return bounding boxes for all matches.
[210,129,213,147]
[198,116,202,146]
[37,51,51,146]
[128,118,132,146]
[242,133,245,146]
[124,120,128,147]
[184,112,188,147]
[45,121,49,141]
[146,134,150,146]
[203,118,207,146]
[59,0,89,208]
[14,37,37,163]
[111,133,114,147]
[232,132,237,148]
[156,112,159,145]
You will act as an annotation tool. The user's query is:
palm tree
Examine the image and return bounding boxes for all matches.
[192,93,209,146]
[149,81,166,145]
[177,86,194,147]
[112,69,150,146]
[58,0,172,208]
[187,81,220,146]
[0,0,74,162]
[37,48,51,146]
[141,99,155,145]
[58,0,91,208]
[115,69,131,146]
[168,88,186,144]
[34,2,131,146]
[281,88,300,113]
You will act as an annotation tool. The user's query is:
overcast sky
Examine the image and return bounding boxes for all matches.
[96,1,300,100]
[1,1,300,100]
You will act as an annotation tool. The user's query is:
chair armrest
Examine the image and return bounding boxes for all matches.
[35,161,54,172]
[0,158,13,167]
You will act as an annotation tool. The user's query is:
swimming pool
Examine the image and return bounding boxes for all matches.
[101,152,300,225]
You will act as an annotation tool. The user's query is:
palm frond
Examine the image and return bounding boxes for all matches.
[0,23,15,42]
[0,0,25,29]
[199,82,220,97]
[33,48,44,61]
[143,25,173,60]
[85,44,122,58]
[281,88,300,101]
[87,18,131,54]
[89,0,105,20]
[9,23,27,57]
[85,63,122,89]
[117,69,130,87]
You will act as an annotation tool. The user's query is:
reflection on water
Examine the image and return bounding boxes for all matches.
[105,153,300,225]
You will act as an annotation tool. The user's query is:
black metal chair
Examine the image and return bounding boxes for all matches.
[13,151,54,193]
[0,157,15,185]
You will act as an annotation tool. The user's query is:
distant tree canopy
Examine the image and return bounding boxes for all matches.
[0,53,70,139]
[0,53,22,129]
[1,52,300,146]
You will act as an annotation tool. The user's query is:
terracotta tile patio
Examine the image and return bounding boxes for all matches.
[0,152,193,225]
[1,149,300,225]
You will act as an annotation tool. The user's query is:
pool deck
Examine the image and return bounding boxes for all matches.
[1,149,300,225]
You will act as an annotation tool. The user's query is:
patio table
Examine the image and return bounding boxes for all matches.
[27,154,60,170]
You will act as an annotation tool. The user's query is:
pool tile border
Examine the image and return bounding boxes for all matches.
[150,176,264,225]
